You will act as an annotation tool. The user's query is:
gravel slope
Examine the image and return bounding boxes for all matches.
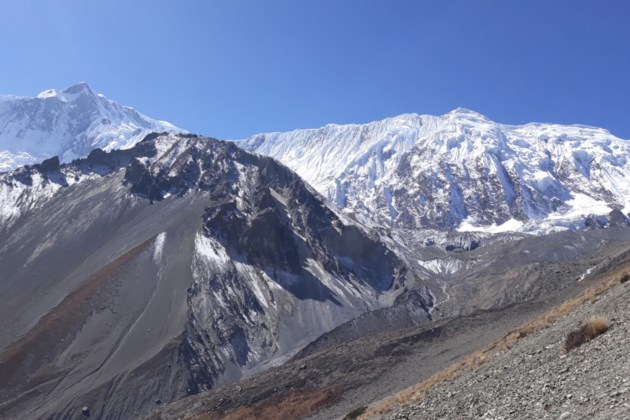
[380,278,630,420]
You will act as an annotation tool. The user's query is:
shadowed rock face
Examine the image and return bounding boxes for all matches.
[0,133,427,419]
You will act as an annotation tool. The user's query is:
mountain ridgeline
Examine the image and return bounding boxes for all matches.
[240,109,630,234]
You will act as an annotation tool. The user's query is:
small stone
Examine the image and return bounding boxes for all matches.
[155,399,161,405]
[299,364,307,370]
[559,412,571,419]
[81,406,90,417]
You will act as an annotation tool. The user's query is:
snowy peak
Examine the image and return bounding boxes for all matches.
[61,81,93,95]
[445,107,490,119]
[36,82,94,101]
[240,110,630,235]
[0,83,183,171]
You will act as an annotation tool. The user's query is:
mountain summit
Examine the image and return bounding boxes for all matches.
[0,83,182,171]
[240,111,630,235]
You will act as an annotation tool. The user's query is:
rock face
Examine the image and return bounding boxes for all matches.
[0,133,428,419]
[0,83,181,171]
[240,109,630,234]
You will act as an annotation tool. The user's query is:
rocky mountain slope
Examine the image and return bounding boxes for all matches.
[0,133,430,419]
[379,272,630,420]
[240,110,630,234]
[0,83,181,171]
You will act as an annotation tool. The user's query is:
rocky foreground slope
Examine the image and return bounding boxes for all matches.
[377,270,630,419]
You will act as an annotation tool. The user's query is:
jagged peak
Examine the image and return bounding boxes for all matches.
[62,82,94,96]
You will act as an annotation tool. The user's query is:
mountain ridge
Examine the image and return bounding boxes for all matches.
[239,109,630,234]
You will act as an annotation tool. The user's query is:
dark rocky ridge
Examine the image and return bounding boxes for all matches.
[0,133,430,419]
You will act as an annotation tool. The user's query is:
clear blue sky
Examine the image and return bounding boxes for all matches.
[1,0,629,139]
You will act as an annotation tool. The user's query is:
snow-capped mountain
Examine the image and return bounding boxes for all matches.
[240,109,630,234]
[0,83,181,171]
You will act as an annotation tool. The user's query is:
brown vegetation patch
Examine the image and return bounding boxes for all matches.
[362,266,627,417]
[201,387,342,420]
[344,405,368,419]
[564,316,609,352]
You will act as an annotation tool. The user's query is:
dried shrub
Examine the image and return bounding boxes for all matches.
[564,316,609,352]
[220,387,342,420]
[344,405,367,419]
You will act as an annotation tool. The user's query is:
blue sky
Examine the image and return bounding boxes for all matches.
[1,0,629,139]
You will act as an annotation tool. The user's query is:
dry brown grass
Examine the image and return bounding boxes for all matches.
[361,268,626,418]
[208,387,342,420]
[564,315,610,352]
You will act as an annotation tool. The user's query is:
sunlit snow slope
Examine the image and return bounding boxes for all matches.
[240,109,630,234]
[0,83,182,171]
